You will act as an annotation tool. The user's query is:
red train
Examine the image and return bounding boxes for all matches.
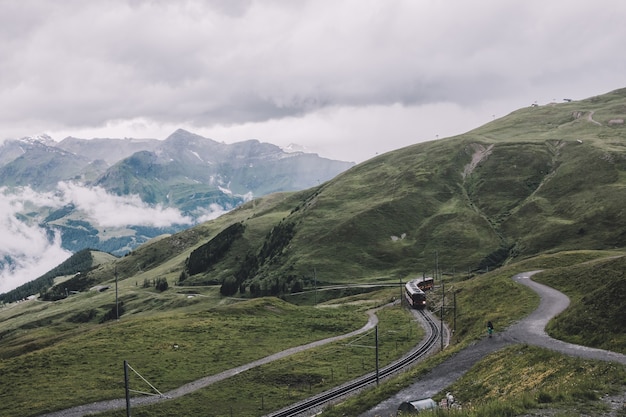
[404,279,427,309]
[416,277,434,291]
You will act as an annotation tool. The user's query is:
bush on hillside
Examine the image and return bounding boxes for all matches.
[155,277,169,292]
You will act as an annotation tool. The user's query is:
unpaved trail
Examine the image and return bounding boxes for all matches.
[359,271,626,417]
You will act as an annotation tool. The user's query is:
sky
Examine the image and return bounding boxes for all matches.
[2,0,626,294]
[1,0,626,163]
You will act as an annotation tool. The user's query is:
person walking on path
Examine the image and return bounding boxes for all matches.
[487,321,494,338]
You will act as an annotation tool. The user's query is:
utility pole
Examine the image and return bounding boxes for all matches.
[453,290,457,335]
[375,325,380,386]
[124,360,131,417]
[440,305,444,350]
[115,267,119,320]
[434,250,439,282]
[313,268,317,306]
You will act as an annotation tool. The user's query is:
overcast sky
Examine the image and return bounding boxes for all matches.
[1,0,626,163]
[2,0,626,293]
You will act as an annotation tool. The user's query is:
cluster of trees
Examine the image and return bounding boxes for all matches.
[142,277,169,292]
[221,221,297,296]
[476,244,515,272]
[179,219,303,298]
[100,301,125,323]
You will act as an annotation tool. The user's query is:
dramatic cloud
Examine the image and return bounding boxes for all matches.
[0,188,71,293]
[56,182,192,228]
[2,1,626,162]
[0,183,193,293]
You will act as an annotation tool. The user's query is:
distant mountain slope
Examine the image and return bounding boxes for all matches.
[56,136,161,164]
[0,130,354,290]
[81,88,626,297]
[93,129,352,204]
[0,139,91,190]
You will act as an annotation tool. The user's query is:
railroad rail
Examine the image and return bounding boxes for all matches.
[265,309,441,417]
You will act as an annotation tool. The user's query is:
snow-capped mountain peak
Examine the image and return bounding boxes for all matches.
[19,134,55,146]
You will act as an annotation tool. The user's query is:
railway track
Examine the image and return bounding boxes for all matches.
[265,309,441,417]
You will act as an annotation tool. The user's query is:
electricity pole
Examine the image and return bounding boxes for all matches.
[115,267,119,320]
[124,360,131,417]
[313,268,317,306]
[375,326,379,386]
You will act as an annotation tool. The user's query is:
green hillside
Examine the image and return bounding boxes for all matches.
[2,88,626,416]
[105,87,626,296]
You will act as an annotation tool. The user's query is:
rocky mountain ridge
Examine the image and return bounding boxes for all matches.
[0,130,353,291]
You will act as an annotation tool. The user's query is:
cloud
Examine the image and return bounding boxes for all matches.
[0,188,71,294]
[2,0,626,163]
[56,182,192,228]
[0,183,195,293]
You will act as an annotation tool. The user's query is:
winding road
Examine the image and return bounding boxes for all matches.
[38,271,626,417]
[359,271,626,417]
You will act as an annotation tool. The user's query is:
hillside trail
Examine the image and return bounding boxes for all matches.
[37,305,384,417]
[359,271,626,417]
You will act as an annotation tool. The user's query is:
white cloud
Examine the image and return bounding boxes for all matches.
[1,1,625,163]
[56,182,192,228]
[0,188,71,293]
[0,183,195,293]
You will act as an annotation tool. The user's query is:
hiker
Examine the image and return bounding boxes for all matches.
[487,321,494,338]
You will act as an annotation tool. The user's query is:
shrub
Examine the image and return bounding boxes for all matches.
[155,277,169,292]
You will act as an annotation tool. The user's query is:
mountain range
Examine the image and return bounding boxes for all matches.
[0,129,353,291]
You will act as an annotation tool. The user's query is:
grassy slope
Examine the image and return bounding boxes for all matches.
[320,250,626,417]
[62,88,626,295]
[180,87,626,287]
[534,254,626,353]
[0,295,367,417]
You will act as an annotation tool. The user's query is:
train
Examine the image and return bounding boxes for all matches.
[416,276,434,291]
[404,279,427,309]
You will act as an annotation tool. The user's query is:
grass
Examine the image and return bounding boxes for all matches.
[0,295,367,417]
[91,302,423,417]
[2,250,625,416]
[316,250,626,417]
[533,254,626,354]
[415,345,626,417]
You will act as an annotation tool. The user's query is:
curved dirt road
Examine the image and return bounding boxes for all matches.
[360,271,626,417]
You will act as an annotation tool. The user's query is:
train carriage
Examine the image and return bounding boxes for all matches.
[404,279,427,309]
[416,277,434,291]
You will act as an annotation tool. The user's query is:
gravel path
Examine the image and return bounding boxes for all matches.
[359,271,626,417]
[38,308,382,417]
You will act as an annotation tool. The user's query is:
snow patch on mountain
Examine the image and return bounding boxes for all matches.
[281,143,308,153]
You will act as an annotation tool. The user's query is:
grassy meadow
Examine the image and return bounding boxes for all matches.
[0,290,368,417]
